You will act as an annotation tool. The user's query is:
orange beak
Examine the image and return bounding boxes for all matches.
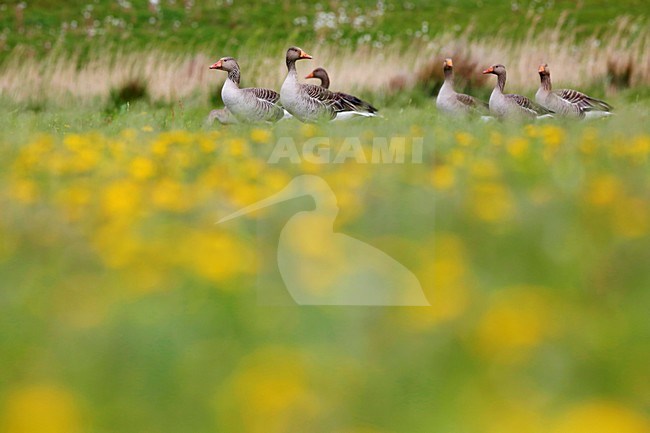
[538,65,546,73]
[482,66,494,74]
[305,72,315,79]
[209,60,222,70]
[299,50,312,59]
[445,59,453,67]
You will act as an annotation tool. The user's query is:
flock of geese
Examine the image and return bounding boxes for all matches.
[208,47,613,124]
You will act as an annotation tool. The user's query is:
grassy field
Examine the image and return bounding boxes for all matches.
[1,1,650,432]
[1,103,650,432]
[1,0,648,61]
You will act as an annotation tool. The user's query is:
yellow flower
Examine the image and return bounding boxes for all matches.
[150,178,191,212]
[524,124,539,138]
[410,234,471,328]
[539,125,565,147]
[250,128,272,143]
[179,229,256,282]
[2,384,83,433]
[473,286,555,364]
[215,347,318,433]
[470,181,515,222]
[228,137,249,157]
[9,178,38,204]
[300,123,318,138]
[585,175,621,207]
[55,184,91,221]
[101,180,141,217]
[455,131,475,147]
[553,401,650,433]
[430,164,455,190]
[141,125,154,132]
[470,159,500,179]
[129,156,156,180]
[628,135,650,164]
[507,136,529,159]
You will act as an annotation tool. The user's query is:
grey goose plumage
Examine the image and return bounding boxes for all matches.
[536,64,613,118]
[483,64,552,119]
[280,47,378,123]
[436,58,488,116]
[209,57,289,123]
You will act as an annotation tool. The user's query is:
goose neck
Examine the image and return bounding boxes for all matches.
[320,74,330,89]
[227,68,241,86]
[496,71,506,92]
[540,74,552,91]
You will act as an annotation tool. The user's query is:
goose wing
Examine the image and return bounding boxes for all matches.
[302,83,377,115]
[555,89,612,112]
[332,92,378,113]
[456,93,489,110]
[507,94,553,115]
[245,87,281,104]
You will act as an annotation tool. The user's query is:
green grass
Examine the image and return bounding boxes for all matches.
[1,99,649,432]
[1,0,648,63]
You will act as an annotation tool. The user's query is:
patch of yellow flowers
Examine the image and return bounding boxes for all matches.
[1,124,649,433]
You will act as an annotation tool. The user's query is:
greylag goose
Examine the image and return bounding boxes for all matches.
[206,108,238,125]
[280,47,378,122]
[305,67,330,89]
[436,58,488,116]
[209,57,290,123]
[536,64,613,118]
[482,64,552,119]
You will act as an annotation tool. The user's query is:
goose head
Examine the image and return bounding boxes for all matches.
[209,57,239,72]
[482,64,506,76]
[286,46,312,67]
[538,63,550,77]
[443,58,453,72]
[305,67,330,88]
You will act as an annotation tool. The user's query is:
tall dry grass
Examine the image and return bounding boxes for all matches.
[0,15,647,105]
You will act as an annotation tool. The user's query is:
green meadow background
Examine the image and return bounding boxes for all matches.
[1,1,650,433]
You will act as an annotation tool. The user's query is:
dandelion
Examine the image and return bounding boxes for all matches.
[470,181,515,222]
[430,164,455,190]
[473,286,555,364]
[540,125,566,147]
[553,401,650,433]
[216,347,315,433]
[9,178,38,204]
[585,175,621,207]
[150,178,190,212]
[507,136,530,159]
[228,138,249,157]
[2,384,83,433]
[101,180,141,218]
[250,128,272,144]
[455,131,475,147]
[129,156,156,180]
[414,234,471,327]
[141,125,154,132]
